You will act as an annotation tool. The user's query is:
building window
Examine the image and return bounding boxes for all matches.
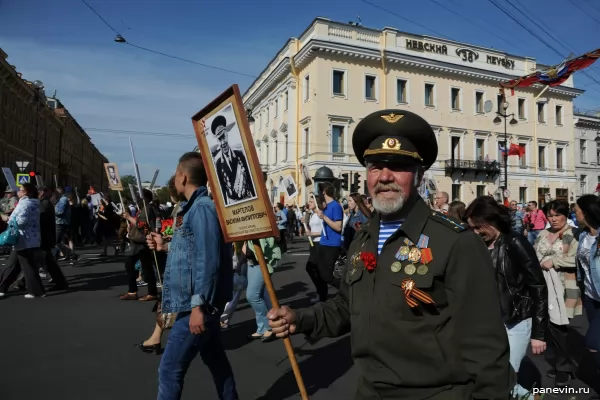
[476,185,485,197]
[519,142,527,166]
[451,87,461,110]
[303,127,309,156]
[304,75,310,101]
[519,187,527,203]
[331,125,344,153]
[518,98,526,119]
[581,174,587,193]
[538,146,546,169]
[556,147,563,170]
[475,91,484,113]
[451,184,461,201]
[581,139,587,163]
[265,107,269,124]
[555,105,563,125]
[283,135,288,161]
[556,188,568,200]
[365,75,377,100]
[537,102,545,123]
[497,94,503,113]
[274,99,278,118]
[451,136,461,159]
[284,91,289,111]
[397,79,408,103]
[333,70,345,96]
[475,138,485,160]
[425,83,435,107]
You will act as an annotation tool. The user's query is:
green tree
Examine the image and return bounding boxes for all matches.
[155,186,170,204]
[121,175,136,188]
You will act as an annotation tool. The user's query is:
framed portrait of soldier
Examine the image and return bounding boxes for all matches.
[191,85,278,242]
[281,175,298,200]
[104,163,123,191]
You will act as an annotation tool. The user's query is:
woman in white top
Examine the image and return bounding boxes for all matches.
[304,195,325,303]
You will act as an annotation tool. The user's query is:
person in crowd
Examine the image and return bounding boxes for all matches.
[342,192,371,251]
[54,188,78,261]
[509,200,525,235]
[220,241,247,329]
[137,176,181,354]
[147,152,238,399]
[38,185,68,290]
[315,182,343,294]
[303,195,324,304]
[96,196,119,257]
[268,109,512,399]
[286,204,296,243]
[79,198,94,245]
[242,236,281,342]
[573,195,600,395]
[0,183,45,298]
[275,203,287,253]
[447,200,466,222]
[464,196,547,399]
[68,193,81,247]
[120,189,160,301]
[433,191,449,214]
[524,200,548,245]
[532,199,580,387]
[1,186,18,215]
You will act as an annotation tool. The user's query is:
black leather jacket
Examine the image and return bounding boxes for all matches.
[489,233,548,341]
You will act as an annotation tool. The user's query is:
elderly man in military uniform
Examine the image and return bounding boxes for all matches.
[210,115,256,205]
[268,110,512,399]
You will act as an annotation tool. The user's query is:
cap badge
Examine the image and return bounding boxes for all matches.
[381,113,403,123]
[382,138,401,151]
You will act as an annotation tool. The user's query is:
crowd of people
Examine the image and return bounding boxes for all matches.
[1,108,600,399]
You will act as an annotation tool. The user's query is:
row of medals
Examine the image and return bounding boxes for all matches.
[391,245,429,276]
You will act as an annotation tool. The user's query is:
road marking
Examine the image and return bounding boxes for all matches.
[290,253,309,256]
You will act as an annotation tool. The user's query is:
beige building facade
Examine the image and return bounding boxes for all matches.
[243,18,583,206]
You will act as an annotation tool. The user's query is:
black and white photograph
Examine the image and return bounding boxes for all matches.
[103,163,123,191]
[205,102,257,207]
[280,175,298,200]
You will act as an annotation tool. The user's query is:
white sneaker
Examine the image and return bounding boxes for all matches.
[24,294,46,299]
[0,292,5,297]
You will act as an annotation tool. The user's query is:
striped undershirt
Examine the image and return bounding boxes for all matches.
[378,220,404,254]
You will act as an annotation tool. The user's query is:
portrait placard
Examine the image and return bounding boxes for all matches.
[192,85,278,242]
[280,175,298,200]
[104,163,123,191]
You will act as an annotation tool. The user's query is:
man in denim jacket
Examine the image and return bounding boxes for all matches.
[148,152,237,400]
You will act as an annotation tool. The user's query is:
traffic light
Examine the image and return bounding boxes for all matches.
[28,171,36,177]
[353,173,360,193]
[341,173,349,191]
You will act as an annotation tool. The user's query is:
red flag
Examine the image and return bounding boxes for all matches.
[507,144,525,158]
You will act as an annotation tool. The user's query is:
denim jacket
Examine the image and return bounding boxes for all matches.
[9,196,41,250]
[576,230,600,297]
[54,195,70,226]
[161,187,233,314]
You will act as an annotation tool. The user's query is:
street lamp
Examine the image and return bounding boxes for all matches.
[493,100,518,191]
[31,80,45,174]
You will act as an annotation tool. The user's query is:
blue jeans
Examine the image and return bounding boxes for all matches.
[158,313,238,400]
[527,230,541,245]
[506,318,532,399]
[246,262,272,335]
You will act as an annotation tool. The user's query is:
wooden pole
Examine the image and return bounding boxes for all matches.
[252,239,309,400]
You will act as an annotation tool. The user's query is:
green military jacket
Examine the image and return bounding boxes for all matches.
[297,196,512,400]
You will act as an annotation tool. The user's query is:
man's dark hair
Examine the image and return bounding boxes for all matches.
[464,195,512,234]
[21,182,38,199]
[321,182,335,198]
[142,188,153,202]
[529,200,538,207]
[178,152,208,187]
[577,194,600,229]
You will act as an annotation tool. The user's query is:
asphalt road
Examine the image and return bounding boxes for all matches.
[0,239,598,400]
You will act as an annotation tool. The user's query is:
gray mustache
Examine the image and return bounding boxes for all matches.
[374,183,401,193]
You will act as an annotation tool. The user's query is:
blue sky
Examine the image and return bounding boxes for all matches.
[1,0,600,184]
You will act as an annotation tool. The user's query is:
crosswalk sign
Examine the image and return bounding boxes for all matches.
[16,173,30,186]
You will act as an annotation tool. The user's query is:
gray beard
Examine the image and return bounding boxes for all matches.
[372,193,407,215]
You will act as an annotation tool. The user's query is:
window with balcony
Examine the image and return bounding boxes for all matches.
[518,98,526,119]
[365,75,377,100]
[519,187,527,203]
[303,75,310,101]
[475,91,484,113]
[397,79,408,103]
[331,125,344,153]
[581,139,587,163]
[537,102,546,123]
[451,136,461,159]
[333,70,345,96]
[556,188,568,201]
[556,147,563,170]
[452,184,461,201]
[538,146,546,169]
[451,87,461,110]
[555,105,563,125]
[475,138,484,160]
[476,185,485,197]
[425,83,435,107]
